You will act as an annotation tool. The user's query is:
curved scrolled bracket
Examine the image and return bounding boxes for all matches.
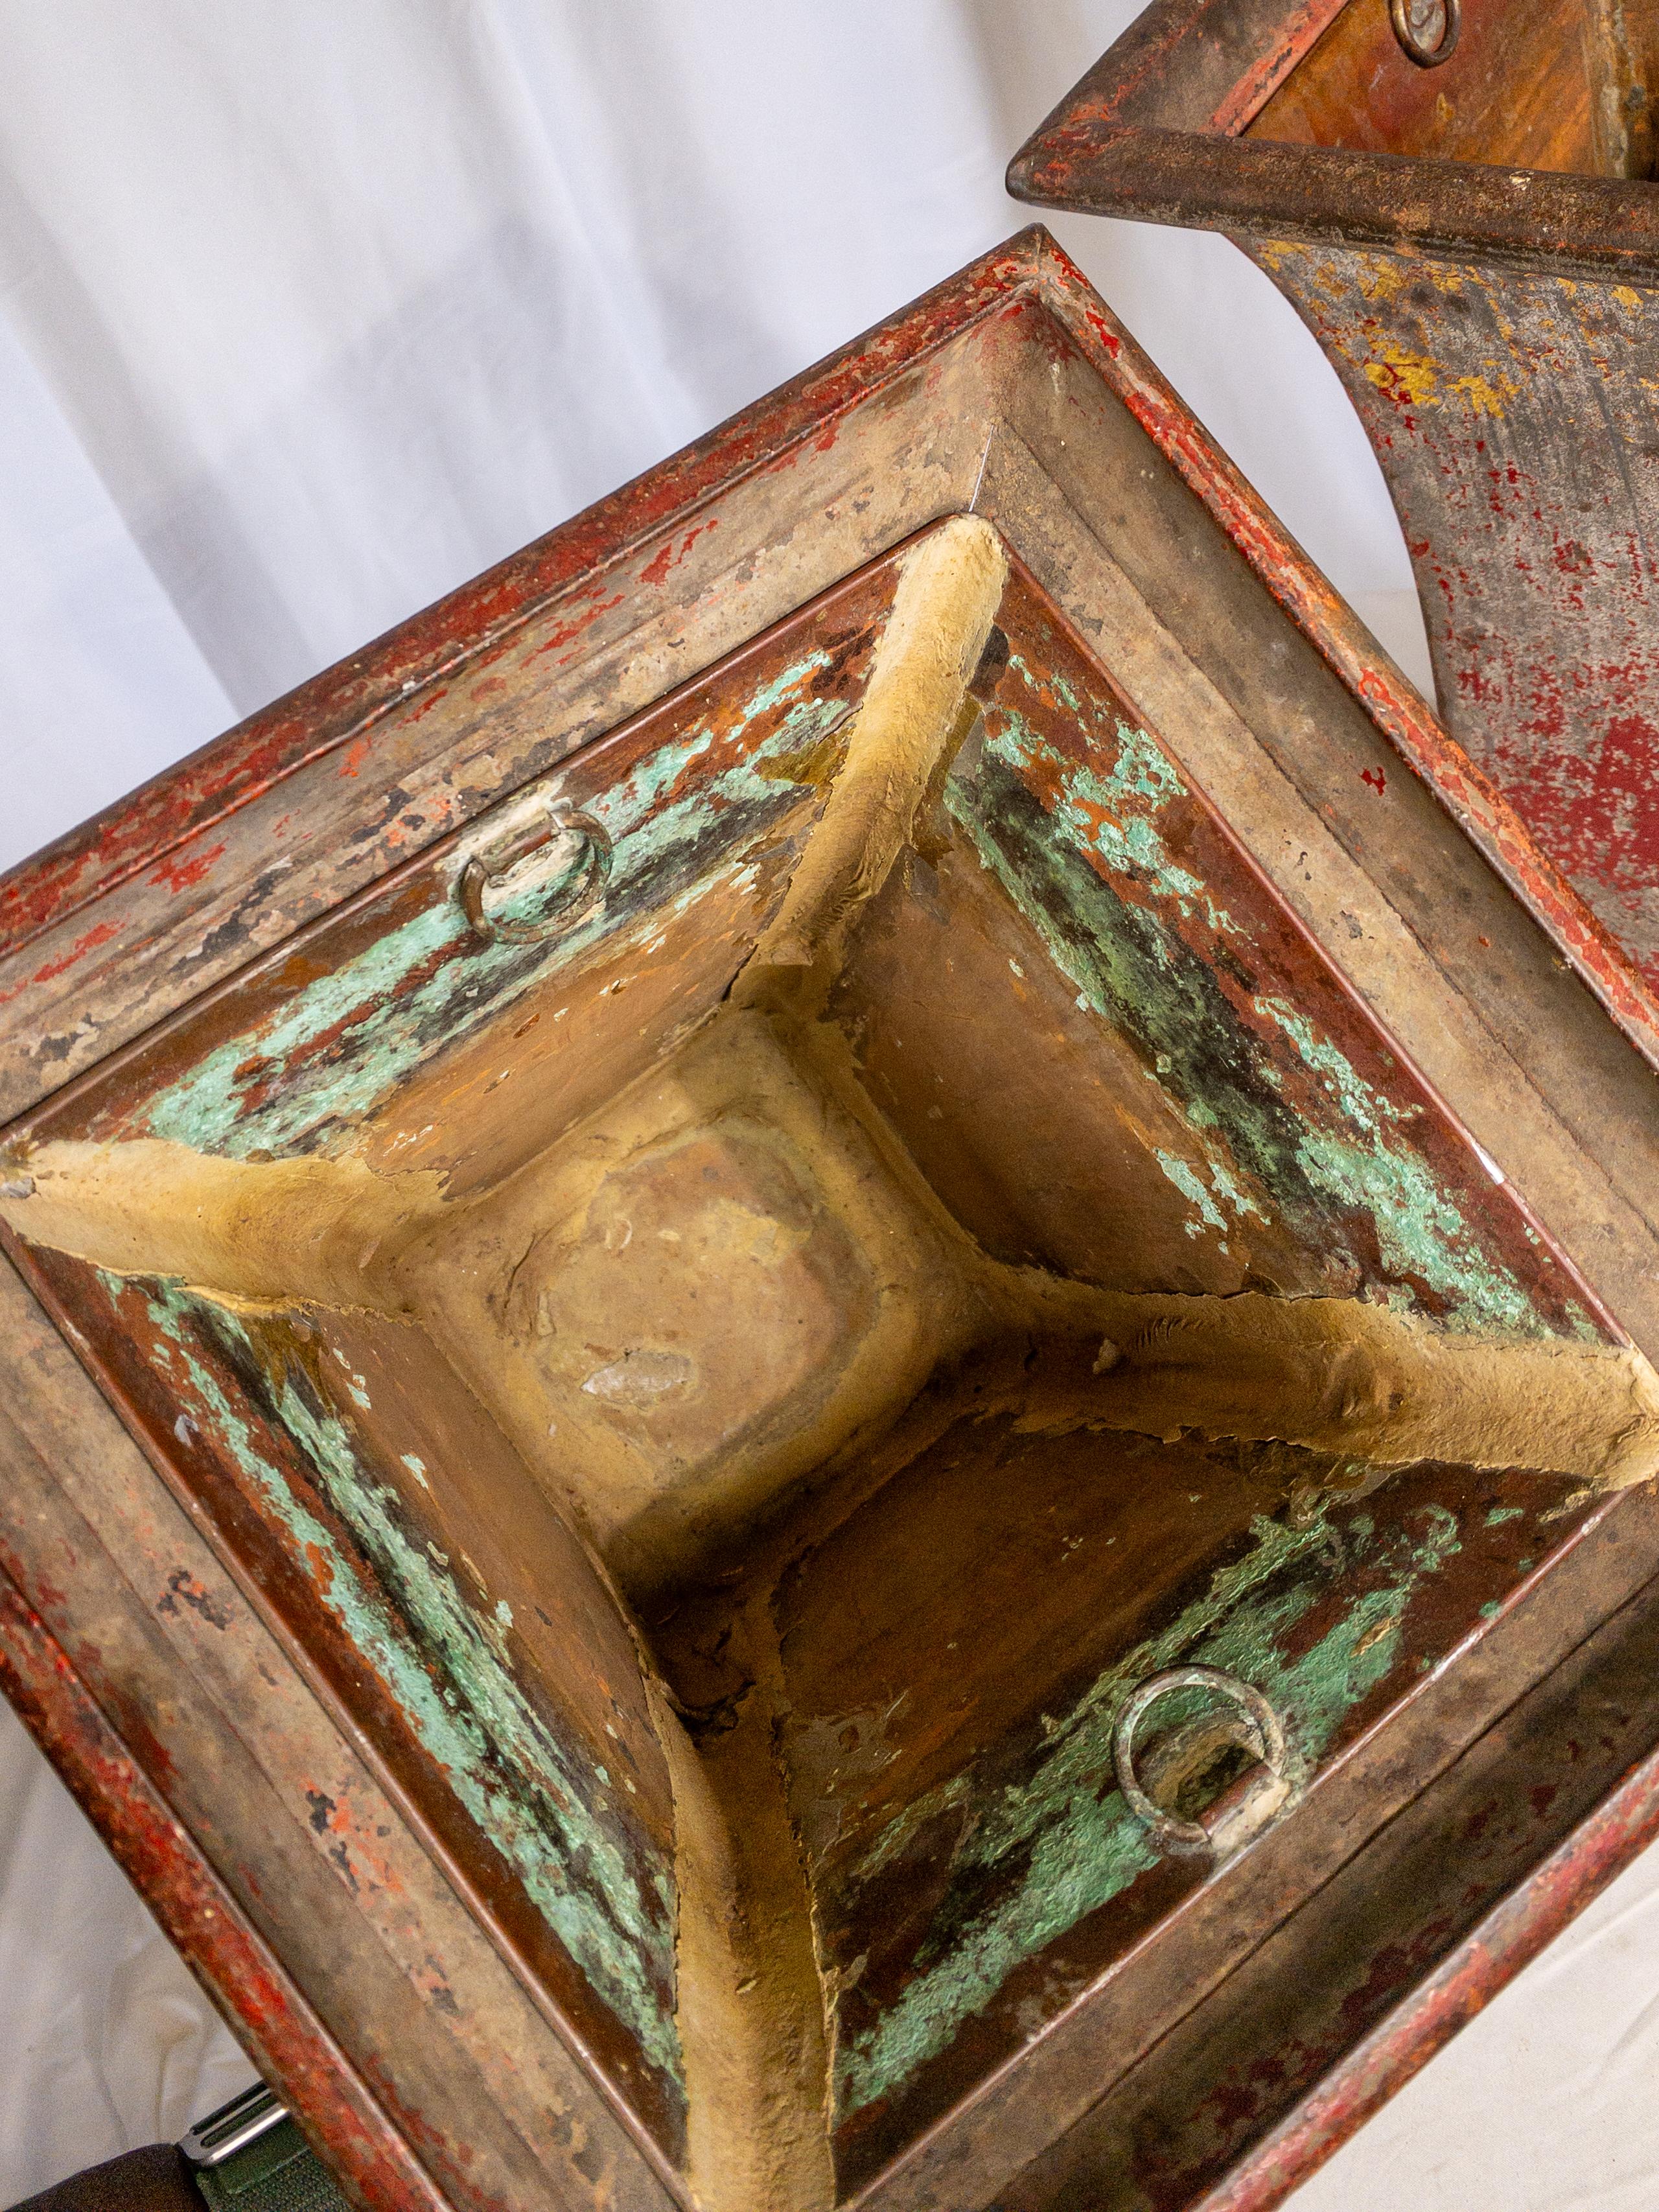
[1008,0,1659,1021]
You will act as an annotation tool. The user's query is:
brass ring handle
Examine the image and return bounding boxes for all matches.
[1389,0,1460,67]
[1113,1665,1291,1859]
[458,800,612,946]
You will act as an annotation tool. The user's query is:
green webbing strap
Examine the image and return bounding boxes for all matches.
[182,2091,347,2212]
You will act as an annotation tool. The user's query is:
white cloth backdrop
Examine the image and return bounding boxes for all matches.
[0,4,1654,2205]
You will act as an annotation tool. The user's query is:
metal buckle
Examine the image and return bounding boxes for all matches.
[179,2082,287,2169]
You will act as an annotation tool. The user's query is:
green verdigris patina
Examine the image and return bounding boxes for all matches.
[32,559,1609,2176]
[132,653,850,1161]
[106,1271,684,2095]
[947,658,1584,1339]
[833,1498,1463,2119]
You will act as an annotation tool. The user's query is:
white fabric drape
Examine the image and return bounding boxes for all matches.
[0,6,1647,2208]
[0,1705,256,2191]
[0,0,1426,875]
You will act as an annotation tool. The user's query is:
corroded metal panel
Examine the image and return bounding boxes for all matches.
[940,578,1601,1333]
[0,1578,451,2212]
[1005,5,1659,2199]
[1008,0,1659,989]
[9,224,1659,2212]
[1253,244,1659,980]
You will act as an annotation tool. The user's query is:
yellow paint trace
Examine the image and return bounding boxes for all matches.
[1363,340,1441,408]
[1446,369,1517,421]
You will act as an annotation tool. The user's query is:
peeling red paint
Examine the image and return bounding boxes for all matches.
[640,518,719,588]
[1053,290,1659,1073]
[1190,1741,1659,2212]
[0,917,122,1007]
[524,594,627,662]
[1083,307,1123,356]
[404,688,451,728]
[148,843,226,896]
[638,542,675,588]
[0,1571,453,2212]
[1004,41,1659,2204]
[0,233,1047,964]
[10,200,1659,2212]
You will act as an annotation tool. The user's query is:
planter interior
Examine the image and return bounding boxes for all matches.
[5,510,1654,2205]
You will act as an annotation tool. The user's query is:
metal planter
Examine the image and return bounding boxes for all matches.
[6,229,1659,2212]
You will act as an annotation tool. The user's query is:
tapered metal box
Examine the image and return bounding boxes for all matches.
[7,232,1659,2212]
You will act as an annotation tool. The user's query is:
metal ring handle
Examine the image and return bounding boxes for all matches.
[1389,0,1459,67]
[1113,1665,1289,1857]
[459,800,611,946]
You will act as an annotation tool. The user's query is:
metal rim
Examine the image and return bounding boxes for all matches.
[458,800,612,946]
[1113,1664,1289,1856]
[1389,0,1461,68]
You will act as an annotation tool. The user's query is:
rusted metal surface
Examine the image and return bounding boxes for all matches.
[8,220,1659,2212]
[1001,6,1659,2195]
[802,1446,1608,2192]
[10,226,1659,1118]
[0,1246,687,2212]
[1,565,907,2165]
[0,253,1021,969]
[1251,242,1659,985]
[15,537,1638,2196]
[1009,0,1659,993]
